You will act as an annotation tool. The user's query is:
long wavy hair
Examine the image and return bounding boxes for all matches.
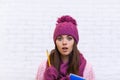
[49,42,80,75]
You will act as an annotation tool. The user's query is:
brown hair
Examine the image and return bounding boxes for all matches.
[49,42,80,75]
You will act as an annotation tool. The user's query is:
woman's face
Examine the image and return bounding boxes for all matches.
[56,35,74,56]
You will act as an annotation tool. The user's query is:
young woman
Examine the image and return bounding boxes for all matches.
[36,15,95,80]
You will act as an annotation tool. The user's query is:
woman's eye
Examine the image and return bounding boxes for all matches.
[67,37,73,41]
[57,37,62,41]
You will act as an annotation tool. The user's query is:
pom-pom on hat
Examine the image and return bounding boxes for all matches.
[53,15,79,44]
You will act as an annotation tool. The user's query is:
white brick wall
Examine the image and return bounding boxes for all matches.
[0,0,120,80]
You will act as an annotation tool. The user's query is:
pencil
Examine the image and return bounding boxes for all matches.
[46,50,51,67]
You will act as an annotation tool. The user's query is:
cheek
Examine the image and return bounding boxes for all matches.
[70,45,73,50]
[70,42,74,50]
[55,41,61,49]
[69,41,74,47]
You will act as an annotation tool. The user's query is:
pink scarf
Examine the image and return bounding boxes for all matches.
[44,53,86,80]
[59,53,86,77]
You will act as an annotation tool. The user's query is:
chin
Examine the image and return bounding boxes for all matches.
[62,52,70,56]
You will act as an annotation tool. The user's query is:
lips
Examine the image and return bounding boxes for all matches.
[62,47,68,52]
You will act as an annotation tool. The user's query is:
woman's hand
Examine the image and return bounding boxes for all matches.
[44,66,58,80]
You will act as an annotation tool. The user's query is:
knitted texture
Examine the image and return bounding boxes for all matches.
[53,15,79,44]
[36,61,95,80]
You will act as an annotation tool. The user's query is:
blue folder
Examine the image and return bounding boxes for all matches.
[70,73,85,80]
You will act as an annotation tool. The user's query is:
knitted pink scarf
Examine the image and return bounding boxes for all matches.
[59,53,86,77]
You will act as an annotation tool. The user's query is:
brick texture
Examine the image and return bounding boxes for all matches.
[0,0,120,80]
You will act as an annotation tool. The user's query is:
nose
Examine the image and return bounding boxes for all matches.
[62,39,67,45]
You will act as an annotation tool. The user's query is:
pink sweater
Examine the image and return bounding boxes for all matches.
[36,61,95,80]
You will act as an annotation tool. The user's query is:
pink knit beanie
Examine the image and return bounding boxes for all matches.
[53,15,79,44]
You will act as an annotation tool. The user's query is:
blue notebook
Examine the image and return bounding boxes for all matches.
[70,73,85,80]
